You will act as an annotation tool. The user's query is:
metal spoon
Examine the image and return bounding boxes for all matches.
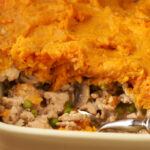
[78,109,150,133]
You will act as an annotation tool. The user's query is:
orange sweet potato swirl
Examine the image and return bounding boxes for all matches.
[1,0,150,109]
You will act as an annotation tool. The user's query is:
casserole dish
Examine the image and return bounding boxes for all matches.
[0,122,150,150]
[1,0,150,144]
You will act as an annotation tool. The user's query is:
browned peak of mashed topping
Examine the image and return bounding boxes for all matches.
[1,0,150,109]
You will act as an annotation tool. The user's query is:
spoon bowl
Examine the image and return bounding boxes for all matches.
[98,119,146,133]
[146,118,150,132]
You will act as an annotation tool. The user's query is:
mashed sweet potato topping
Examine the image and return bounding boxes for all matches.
[1,0,150,109]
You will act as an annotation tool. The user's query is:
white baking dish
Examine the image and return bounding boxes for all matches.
[0,122,150,150]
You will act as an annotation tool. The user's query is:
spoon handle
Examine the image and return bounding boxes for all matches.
[98,119,146,132]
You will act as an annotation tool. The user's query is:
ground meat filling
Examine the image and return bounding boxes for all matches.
[0,78,147,133]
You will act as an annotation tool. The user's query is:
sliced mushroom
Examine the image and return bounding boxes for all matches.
[71,82,90,108]
[20,74,39,84]
[0,83,3,98]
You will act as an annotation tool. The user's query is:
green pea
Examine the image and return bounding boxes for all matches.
[64,107,72,114]
[31,109,37,117]
[116,107,124,115]
[65,101,71,107]
[23,100,32,109]
[49,118,59,128]
[128,104,136,113]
